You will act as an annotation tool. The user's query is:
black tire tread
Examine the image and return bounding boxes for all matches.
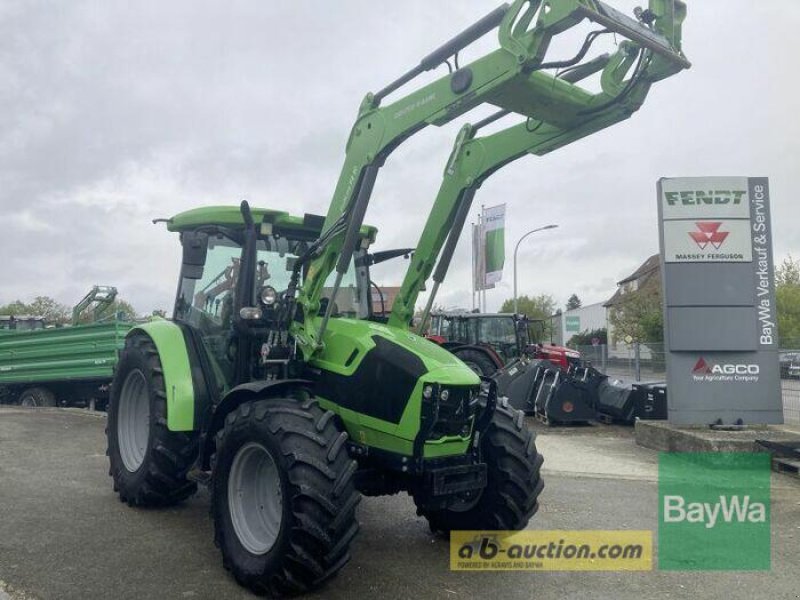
[107,333,199,507]
[212,396,360,597]
[417,401,544,534]
[452,348,499,377]
[18,386,57,407]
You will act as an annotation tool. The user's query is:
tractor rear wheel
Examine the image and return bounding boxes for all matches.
[416,399,543,534]
[18,387,56,408]
[211,396,360,596]
[107,333,199,506]
[453,348,498,377]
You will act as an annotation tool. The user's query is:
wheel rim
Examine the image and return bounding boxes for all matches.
[228,442,283,555]
[20,396,36,408]
[117,369,150,472]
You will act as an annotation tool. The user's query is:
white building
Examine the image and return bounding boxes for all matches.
[550,301,608,346]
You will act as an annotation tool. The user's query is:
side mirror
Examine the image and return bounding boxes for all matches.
[181,231,208,279]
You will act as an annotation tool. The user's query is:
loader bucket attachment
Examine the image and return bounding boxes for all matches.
[495,359,599,425]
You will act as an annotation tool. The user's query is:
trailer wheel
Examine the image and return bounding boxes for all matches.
[211,396,360,596]
[453,348,499,377]
[107,333,198,506]
[18,387,56,408]
[416,399,543,534]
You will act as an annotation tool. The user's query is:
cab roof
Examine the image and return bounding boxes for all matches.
[166,206,377,242]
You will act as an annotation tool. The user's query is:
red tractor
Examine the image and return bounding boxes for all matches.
[427,311,581,377]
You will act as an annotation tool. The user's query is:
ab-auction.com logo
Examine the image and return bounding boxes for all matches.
[691,357,760,383]
[689,222,728,250]
[449,530,652,571]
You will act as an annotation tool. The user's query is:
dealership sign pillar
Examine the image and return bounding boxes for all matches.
[657,177,783,425]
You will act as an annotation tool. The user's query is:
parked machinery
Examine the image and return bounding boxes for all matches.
[428,311,581,376]
[105,1,689,594]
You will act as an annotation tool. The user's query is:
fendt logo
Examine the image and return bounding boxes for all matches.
[692,357,760,383]
[689,222,729,250]
[664,190,747,207]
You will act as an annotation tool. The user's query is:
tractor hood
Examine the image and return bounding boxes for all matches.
[312,318,480,387]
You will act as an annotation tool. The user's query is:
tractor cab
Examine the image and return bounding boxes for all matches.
[168,206,377,389]
[429,311,581,374]
[430,312,528,364]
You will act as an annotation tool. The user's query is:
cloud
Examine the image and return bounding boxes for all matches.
[1,0,798,317]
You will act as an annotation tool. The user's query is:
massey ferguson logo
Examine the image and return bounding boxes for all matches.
[692,358,759,383]
[689,222,729,250]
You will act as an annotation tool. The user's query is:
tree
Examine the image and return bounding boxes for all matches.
[566,294,582,311]
[0,296,70,324]
[567,328,607,348]
[501,294,556,338]
[608,283,663,344]
[501,294,556,320]
[777,255,800,346]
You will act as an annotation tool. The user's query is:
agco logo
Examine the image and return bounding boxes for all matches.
[692,357,760,382]
[689,222,729,250]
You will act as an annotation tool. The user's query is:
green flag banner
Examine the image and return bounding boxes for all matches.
[482,204,506,287]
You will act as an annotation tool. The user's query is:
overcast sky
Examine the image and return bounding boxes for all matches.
[1,0,798,315]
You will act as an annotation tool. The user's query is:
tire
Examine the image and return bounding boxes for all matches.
[18,387,57,408]
[453,348,499,377]
[416,398,544,534]
[211,396,360,597]
[107,333,199,506]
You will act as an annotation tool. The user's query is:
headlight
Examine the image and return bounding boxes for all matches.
[239,307,262,320]
[422,385,434,400]
[259,286,277,306]
[439,388,450,402]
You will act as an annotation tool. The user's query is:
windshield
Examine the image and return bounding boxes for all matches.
[177,234,368,324]
[174,231,370,386]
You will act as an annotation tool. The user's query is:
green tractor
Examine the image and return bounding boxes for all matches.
[106,1,688,594]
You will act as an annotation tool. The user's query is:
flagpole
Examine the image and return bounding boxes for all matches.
[470,221,476,311]
[481,205,486,313]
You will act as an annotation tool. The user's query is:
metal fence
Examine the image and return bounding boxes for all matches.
[572,342,800,425]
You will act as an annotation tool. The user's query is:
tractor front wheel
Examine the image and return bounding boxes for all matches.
[211,396,360,596]
[107,333,199,506]
[416,399,544,534]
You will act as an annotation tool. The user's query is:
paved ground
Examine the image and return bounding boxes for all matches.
[1,408,799,600]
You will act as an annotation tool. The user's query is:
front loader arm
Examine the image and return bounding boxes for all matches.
[292,0,689,359]
[389,33,687,330]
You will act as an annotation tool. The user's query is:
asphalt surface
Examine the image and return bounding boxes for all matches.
[1,408,799,600]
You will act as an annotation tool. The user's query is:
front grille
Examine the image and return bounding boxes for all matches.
[429,386,476,439]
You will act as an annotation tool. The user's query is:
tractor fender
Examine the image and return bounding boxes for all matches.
[201,379,314,465]
[127,320,196,432]
[440,341,466,351]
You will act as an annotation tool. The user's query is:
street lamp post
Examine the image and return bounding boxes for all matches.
[513,224,558,314]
